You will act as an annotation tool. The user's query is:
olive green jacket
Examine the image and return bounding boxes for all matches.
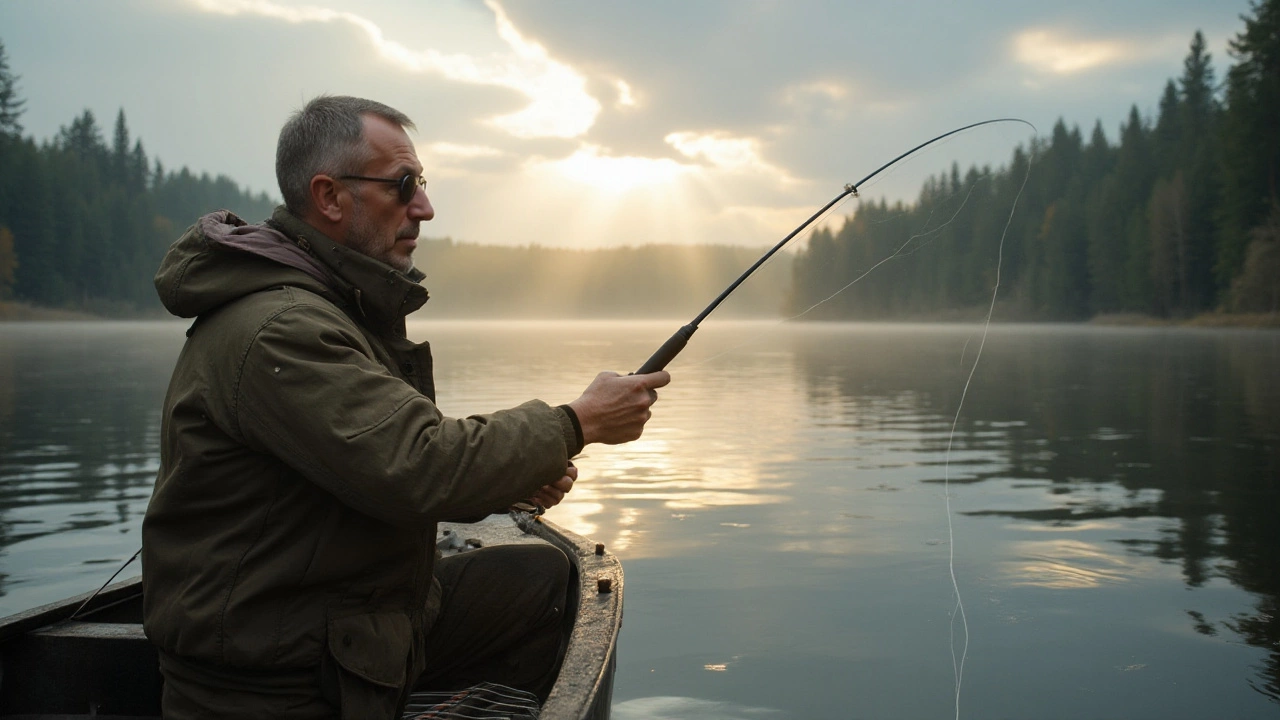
[142,207,578,713]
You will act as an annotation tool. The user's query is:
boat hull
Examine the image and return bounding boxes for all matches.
[0,513,621,719]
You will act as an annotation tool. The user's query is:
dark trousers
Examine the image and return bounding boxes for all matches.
[158,543,571,719]
[416,543,571,700]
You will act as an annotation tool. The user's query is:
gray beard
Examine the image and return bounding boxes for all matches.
[347,201,414,273]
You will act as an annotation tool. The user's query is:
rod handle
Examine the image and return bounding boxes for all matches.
[635,324,697,375]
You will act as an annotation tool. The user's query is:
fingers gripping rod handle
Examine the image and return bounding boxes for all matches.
[635,324,697,375]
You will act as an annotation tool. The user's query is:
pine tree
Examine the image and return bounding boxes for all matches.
[1142,33,1224,316]
[1084,121,1125,312]
[59,109,108,187]
[1033,122,1091,317]
[1111,107,1156,310]
[0,39,23,136]
[129,139,148,194]
[1149,173,1189,317]
[112,108,131,186]
[1176,31,1221,312]
[1152,81,1181,171]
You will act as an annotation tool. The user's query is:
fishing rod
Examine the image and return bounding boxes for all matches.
[634,117,1030,375]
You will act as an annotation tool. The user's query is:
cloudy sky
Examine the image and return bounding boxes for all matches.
[0,0,1251,249]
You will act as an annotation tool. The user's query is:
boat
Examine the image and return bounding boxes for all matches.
[0,511,622,719]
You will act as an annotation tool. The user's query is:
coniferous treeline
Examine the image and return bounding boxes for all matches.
[0,41,274,313]
[788,3,1280,320]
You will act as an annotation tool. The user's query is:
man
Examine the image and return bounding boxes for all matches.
[141,95,670,719]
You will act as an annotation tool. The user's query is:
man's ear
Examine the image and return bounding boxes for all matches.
[310,175,344,223]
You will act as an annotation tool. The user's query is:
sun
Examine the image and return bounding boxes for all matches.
[540,145,692,196]
[509,145,705,248]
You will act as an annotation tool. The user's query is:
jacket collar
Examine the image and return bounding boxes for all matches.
[267,206,429,329]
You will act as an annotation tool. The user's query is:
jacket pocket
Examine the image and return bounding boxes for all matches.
[326,611,412,720]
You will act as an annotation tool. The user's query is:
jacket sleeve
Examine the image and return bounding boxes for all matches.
[230,301,572,528]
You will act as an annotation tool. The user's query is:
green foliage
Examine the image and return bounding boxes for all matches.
[1228,203,1280,312]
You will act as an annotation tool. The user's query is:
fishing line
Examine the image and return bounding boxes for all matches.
[943,141,1033,720]
[69,547,142,620]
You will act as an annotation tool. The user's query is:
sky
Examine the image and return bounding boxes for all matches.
[0,0,1254,249]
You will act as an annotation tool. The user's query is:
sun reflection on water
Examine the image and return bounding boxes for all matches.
[1003,538,1138,589]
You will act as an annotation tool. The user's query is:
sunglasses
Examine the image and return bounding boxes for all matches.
[339,173,427,204]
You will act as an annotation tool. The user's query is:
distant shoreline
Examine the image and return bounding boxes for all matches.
[1088,312,1280,329]
[0,301,102,322]
[2,300,1277,328]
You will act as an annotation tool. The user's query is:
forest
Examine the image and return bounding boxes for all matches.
[0,0,1277,320]
[788,3,1279,321]
[0,64,275,313]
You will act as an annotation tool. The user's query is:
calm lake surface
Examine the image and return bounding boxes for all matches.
[1,320,1277,719]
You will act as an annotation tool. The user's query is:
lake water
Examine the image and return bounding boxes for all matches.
[1,320,1277,719]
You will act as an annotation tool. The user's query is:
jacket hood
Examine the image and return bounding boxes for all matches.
[155,207,429,327]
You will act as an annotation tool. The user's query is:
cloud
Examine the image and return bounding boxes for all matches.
[777,80,856,128]
[481,0,600,138]
[1012,28,1176,75]
[782,80,849,105]
[189,0,602,140]
[666,132,768,173]
[665,131,803,192]
[427,142,504,160]
[420,142,508,177]
[615,79,638,109]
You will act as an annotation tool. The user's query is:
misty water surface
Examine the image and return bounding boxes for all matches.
[0,320,1277,719]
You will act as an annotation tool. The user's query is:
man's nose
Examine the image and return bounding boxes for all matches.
[408,186,434,221]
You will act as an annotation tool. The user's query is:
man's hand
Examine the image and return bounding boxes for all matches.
[531,464,577,509]
[568,371,671,446]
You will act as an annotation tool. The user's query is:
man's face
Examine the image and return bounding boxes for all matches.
[340,115,434,272]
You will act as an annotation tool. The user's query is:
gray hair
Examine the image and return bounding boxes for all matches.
[275,95,416,215]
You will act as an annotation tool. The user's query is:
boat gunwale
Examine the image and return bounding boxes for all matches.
[0,576,144,644]
[526,515,623,720]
